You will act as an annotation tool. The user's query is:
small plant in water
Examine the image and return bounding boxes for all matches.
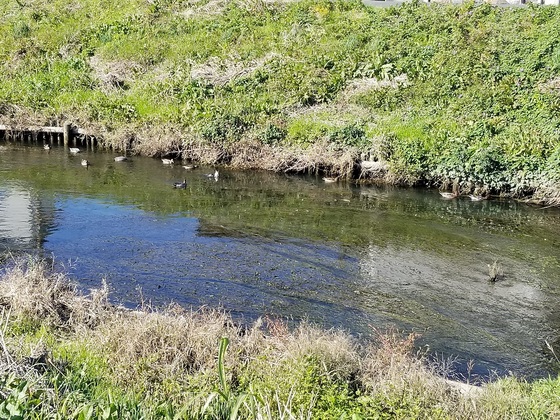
[487,260,503,282]
[545,340,559,365]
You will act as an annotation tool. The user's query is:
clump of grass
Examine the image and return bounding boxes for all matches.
[0,257,109,331]
[487,260,504,282]
[190,53,279,87]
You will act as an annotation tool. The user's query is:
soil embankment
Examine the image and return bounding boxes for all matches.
[1,0,559,205]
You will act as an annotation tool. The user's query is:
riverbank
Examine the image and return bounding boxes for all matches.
[1,0,560,205]
[0,257,558,419]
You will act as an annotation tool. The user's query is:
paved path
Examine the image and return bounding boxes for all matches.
[362,0,551,8]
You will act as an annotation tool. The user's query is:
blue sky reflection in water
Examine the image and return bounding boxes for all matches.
[1,144,560,380]
[45,197,362,329]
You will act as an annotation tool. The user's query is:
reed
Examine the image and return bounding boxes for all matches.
[488,260,504,282]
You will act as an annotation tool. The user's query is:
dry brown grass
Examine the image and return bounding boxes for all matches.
[0,106,61,131]
[179,0,296,19]
[226,138,358,178]
[359,328,478,417]
[538,76,560,93]
[190,53,279,87]
[0,257,110,331]
[89,56,144,93]
[92,309,361,395]
[129,123,185,157]
[529,182,560,208]
[338,74,409,103]
[260,318,359,380]
[91,306,235,391]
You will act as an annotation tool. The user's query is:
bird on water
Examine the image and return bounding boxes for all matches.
[81,159,89,167]
[322,177,338,183]
[69,147,81,154]
[468,194,487,201]
[162,158,174,165]
[468,188,488,201]
[114,156,127,162]
[439,180,459,199]
[205,169,219,181]
[173,179,187,189]
[439,190,458,199]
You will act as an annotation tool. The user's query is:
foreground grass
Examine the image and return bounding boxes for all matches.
[1,1,560,203]
[0,258,558,419]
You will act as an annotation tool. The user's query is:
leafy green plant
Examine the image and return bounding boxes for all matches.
[202,337,247,420]
[0,375,42,419]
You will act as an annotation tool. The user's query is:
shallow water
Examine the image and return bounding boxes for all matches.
[1,141,559,380]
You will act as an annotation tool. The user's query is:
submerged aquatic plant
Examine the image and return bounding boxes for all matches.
[487,260,504,282]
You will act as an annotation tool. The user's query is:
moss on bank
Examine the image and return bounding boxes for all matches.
[0,258,559,419]
[1,0,560,204]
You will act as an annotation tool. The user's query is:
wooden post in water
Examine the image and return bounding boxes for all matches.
[63,122,71,147]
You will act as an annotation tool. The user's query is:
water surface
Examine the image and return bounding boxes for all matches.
[1,142,559,380]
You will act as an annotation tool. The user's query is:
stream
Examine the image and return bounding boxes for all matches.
[1,141,559,380]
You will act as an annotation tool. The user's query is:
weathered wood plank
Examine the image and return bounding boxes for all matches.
[0,124,97,147]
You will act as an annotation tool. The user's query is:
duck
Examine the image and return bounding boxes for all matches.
[43,144,51,150]
[173,179,187,189]
[69,147,81,154]
[81,159,89,167]
[468,194,487,201]
[182,164,198,170]
[439,180,459,199]
[322,177,339,183]
[468,187,488,201]
[114,156,127,162]
[206,169,219,180]
[439,191,458,199]
[161,158,174,165]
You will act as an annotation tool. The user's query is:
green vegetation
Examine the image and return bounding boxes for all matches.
[0,257,558,419]
[1,0,560,204]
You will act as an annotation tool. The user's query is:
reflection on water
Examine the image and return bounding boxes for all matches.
[0,182,55,255]
[0,141,559,379]
[0,186,34,247]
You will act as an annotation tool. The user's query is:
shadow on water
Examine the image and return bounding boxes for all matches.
[1,142,559,380]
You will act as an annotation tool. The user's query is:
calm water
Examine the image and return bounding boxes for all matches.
[1,141,559,380]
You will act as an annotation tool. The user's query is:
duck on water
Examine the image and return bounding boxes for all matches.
[206,170,219,181]
[439,181,459,199]
[173,179,187,189]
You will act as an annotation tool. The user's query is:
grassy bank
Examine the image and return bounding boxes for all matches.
[0,257,558,419]
[1,0,560,204]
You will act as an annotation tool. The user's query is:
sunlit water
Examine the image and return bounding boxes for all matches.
[1,141,559,380]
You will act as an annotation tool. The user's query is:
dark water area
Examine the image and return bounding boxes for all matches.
[1,141,559,381]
